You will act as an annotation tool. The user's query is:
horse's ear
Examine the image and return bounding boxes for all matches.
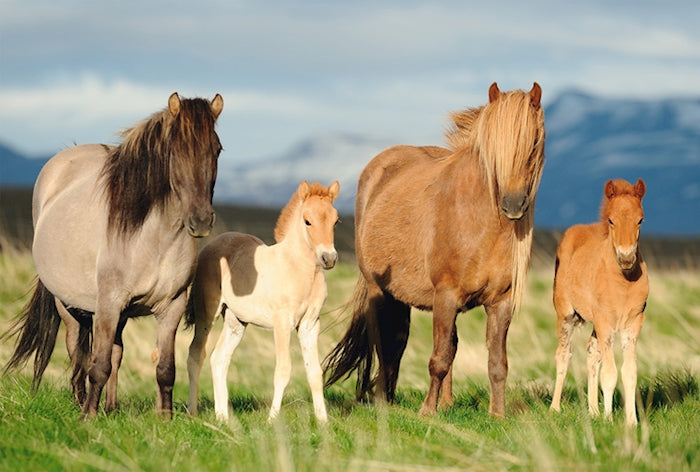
[211,94,224,119]
[634,178,646,199]
[488,82,500,103]
[530,82,542,109]
[328,180,340,202]
[604,179,616,199]
[168,92,181,117]
[297,180,310,200]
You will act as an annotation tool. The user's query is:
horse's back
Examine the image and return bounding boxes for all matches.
[33,144,110,224]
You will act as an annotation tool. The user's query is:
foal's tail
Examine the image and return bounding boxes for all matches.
[323,276,375,400]
[2,279,61,392]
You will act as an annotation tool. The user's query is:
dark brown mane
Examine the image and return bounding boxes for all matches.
[274,183,334,242]
[102,97,220,236]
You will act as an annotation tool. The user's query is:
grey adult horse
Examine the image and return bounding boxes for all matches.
[3,92,224,418]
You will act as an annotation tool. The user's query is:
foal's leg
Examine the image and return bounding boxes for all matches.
[596,328,617,420]
[484,298,513,418]
[621,314,644,426]
[297,315,328,422]
[551,312,577,412]
[269,320,293,422]
[187,296,221,415]
[210,312,246,421]
[104,317,127,412]
[586,331,602,416]
[419,287,459,416]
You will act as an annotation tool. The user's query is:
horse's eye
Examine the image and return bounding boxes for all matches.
[638,218,644,225]
[305,219,311,226]
[335,218,341,226]
[608,218,614,226]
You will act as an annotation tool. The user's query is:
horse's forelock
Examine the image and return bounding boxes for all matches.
[476,90,545,207]
[274,183,336,243]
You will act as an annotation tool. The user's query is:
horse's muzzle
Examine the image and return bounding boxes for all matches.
[501,193,529,221]
[616,247,637,270]
[319,250,338,270]
[187,212,215,238]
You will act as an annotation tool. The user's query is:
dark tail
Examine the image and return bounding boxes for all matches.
[323,276,375,400]
[2,279,61,392]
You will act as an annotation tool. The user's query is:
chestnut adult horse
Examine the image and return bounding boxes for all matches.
[2,93,224,418]
[324,82,545,417]
[550,178,648,426]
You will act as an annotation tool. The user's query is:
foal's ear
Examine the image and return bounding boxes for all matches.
[634,178,646,199]
[297,180,310,200]
[210,94,224,119]
[530,82,542,109]
[168,92,181,117]
[488,82,500,103]
[604,179,616,199]
[328,180,340,202]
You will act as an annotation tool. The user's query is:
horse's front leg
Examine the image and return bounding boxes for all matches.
[270,321,293,422]
[485,298,513,418]
[83,297,123,418]
[419,287,459,416]
[154,293,186,418]
[297,314,328,423]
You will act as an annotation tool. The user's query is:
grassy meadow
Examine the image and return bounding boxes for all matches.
[0,228,698,471]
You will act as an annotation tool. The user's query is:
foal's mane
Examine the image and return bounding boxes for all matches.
[445,85,546,317]
[102,97,220,236]
[274,183,334,243]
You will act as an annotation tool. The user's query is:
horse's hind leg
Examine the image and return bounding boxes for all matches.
[621,315,643,426]
[56,300,89,407]
[376,294,411,403]
[597,328,617,420]
[586,330,602,416]
[104,317,127,412]
[551,312,577,412]
[210,311,246,421]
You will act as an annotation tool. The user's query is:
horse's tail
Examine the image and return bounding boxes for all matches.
[2,279,61,392]
[323,276,375,400]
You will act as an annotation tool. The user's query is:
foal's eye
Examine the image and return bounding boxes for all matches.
[608,218,614,226]
[305,219,311,226]
[638,218,644,225]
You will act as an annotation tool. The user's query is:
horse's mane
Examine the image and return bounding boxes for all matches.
[274,183,334,243]
[446,86,546,317]
[103,97,220,236]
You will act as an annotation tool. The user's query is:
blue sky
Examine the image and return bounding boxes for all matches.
[1,0,699,165]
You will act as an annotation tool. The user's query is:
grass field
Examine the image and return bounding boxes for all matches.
[0,238,698,471]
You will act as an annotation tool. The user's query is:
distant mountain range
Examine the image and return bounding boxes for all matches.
[2,90,699,236]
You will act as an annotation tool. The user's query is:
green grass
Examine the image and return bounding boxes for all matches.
[0,245,698,471]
